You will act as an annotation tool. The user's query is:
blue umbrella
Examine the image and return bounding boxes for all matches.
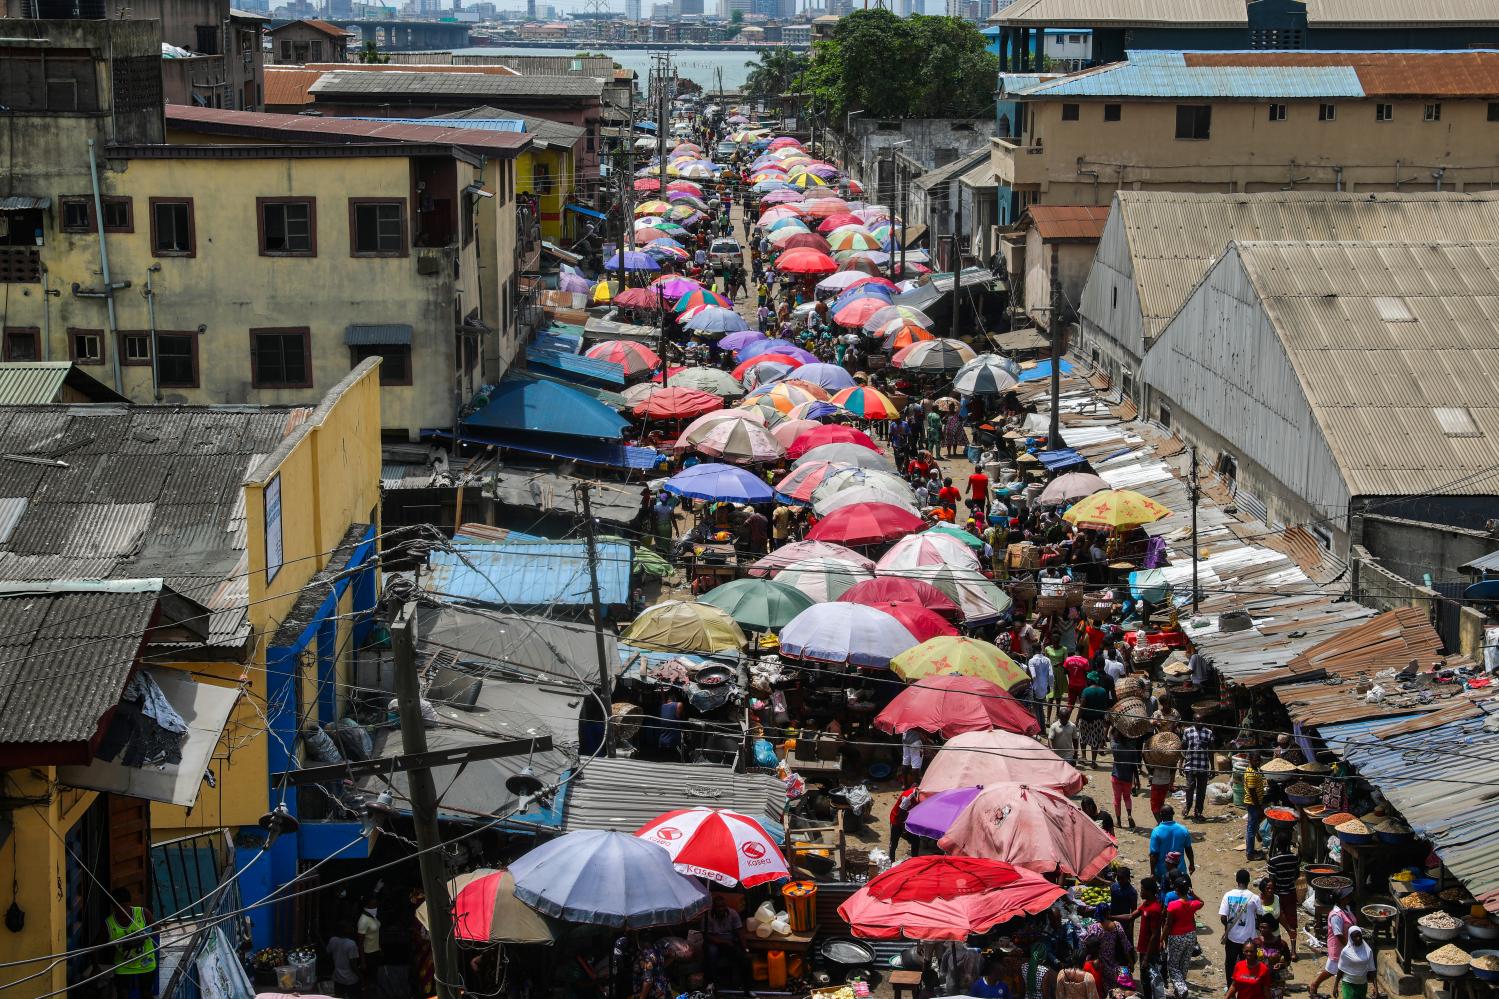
[786,362,858,392]
[664,462,775,503]
[508,830,710,929]
[1129,568,1172,605]
[683,306,751,334]
[830,285,893,316]
[605,250,661,272]
[719,329,765,352]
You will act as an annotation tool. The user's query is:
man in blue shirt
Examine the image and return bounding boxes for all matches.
[1149,805,1195,883]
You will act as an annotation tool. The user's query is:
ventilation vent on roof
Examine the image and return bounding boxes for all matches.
[1434,407,1484,438]
[1373,296,1417,322]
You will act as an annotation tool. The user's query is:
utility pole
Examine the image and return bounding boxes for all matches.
[575,483,615,756]
[657,286,670,386]
[1047,277,1063,451]
[1188,445,1201,615]
[898,174,907,281]
[391,601,460,999]
[949,196,963,343]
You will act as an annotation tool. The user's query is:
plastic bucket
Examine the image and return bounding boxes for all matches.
[767,949,788,989]
[290,955,317,990]
[1231,755,1248,807]
[275,967,296,991]
[783,880,817,933]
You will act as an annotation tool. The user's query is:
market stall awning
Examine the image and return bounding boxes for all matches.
[1035,448,1085,471]
[525,345,626,387]
[563,204,607,221]
[558,758,786,843]
[424,541,633,610]
[463,376,630,440]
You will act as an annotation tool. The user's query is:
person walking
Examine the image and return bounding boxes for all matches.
[1267,831,1301,960]
[1148,806,1194,884]
[1131,877,1167,999]
[104,887,157,999]
[1047,707,1078,764]
[1225,941,1273,999]
[1163,883,1203,999]
[1219,869,1266,986]
[1335,926,1380,999]
[1242,751,1268,859]
[327,924,362,998]
[1309,901,1357,999]
[1110,732,1141,828]
[1181,718,1215,821]
[1027,649,1053,729]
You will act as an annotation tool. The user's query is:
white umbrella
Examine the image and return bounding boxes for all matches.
[879,564,1012,623]
[775,557,874,602]
[953,353,1022,396]
[877,534,983,572]
[794,443,897,472]
[674,408,766,449]
[815,484,920,517]
[779,602,919,667]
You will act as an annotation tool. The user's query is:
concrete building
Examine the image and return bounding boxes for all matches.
[1004,203,1107,323]
[625,0,642,18]
[843,117,997,210]
[990,0,1499,71]
[990,50,1499,226]
[267,17,354,63]
[782,21,810,44]
[908,147,988,259]
[1138,239,1499,567]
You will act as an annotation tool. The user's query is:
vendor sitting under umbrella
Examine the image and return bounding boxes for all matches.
[703,894,751,988]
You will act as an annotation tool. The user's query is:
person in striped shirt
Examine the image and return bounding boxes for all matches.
[1242,752,1267,860]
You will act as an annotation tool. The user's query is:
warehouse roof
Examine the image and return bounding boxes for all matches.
[268,18,354,38]
[309,70,605,99]
[429,105,587,148]
[422,540,633,610]
[1098,190,1499,341]
[0,363,124,404]
[559,758,786,837]
[994,0,1499,27]
[164,105,530,156]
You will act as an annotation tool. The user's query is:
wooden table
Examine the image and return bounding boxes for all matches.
[744,929,815,956]
[688,543,741,590]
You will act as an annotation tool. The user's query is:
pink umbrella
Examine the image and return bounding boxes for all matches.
[874,674,1040,738]
[837,855,1066,941]
[634,807,789,887]
[774,459,846,503]
[807,503,924,545]
[837,576,961,617]
[938,783,1118,882]
[920,730,1087,797]
[653,276,703,301]
[877,533,983,572]
[770,418,822,448]
[748,540,874,577]
[693,419,784,464]
[833,296,894,328]
[585,340,660,379]
[774,248,838,276]
[856,601,958,643]
[785,424,880,460]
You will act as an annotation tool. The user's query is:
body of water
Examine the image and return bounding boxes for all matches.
[453,46,762,93]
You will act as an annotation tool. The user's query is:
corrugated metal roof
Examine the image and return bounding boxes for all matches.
[344,323,413,346]
[525,346,626,387]
[0,196,51,211]
[995,0,1499,26]
[1239,606,1443,688]
[1026,204,1110,241]
[486,466,639,524]
[1230,239,1499,497]
[422,540,632,609]
[463,375,631,440]
[1461,549,1499,572]
[560,758,786,836]
[164,105,530,155]
[1022,56,1366,99]
[416,604,623,684]
[1184,50,1499,97]
[268,18,354,37]
[912,148,989,192]
[310,70,605,99]
[263,68,320,107]
[0,362,121,404]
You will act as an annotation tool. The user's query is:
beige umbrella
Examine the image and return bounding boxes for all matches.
[415,868,555,945]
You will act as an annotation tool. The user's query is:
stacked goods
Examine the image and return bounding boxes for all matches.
[1261,758,1299,781]
[1401,891,1442,910]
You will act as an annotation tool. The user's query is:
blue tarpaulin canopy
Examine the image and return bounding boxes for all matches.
[463,376,629,440]
[565,203,608,220]
[525,346,626,387]
[1036,448,1085,471]
[425,430,661,471]
[1018,359,1073,382]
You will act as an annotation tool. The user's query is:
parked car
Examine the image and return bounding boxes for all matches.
[709,237,742,267]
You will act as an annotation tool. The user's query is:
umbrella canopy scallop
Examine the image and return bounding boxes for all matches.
[1038,472,1110,506]
[875,674,1041,738]
[674,408,766,449]
[621,600,748,654]
[779,602,919,667]
[664,366,746,399]
[748,540,874,578]
[508,829,710,929]
[813,483,919,518]
[953,353,1022,396]
[774,247,839,275]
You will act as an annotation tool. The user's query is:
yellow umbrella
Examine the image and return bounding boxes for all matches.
[890,636,1030,691]
[635,199,672,216]
[621,600,747,654]
[1061,489,1172,531]
[592,279,616,304]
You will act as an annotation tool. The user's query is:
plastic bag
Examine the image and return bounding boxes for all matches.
[835,784,873,813]
[770,689,790,726]
[1365,684,1385,703]
[753,739,780,769]
[1207,781,1234,805]
[784,771,806,799]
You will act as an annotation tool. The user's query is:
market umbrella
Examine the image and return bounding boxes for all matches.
[828,229,883,254]
[775,557,874,603]
[1038,472,1110,506]
[840,254,883,276]
[604,250,661,272]
[635,199,672,215]
[719,329,766,352]
[697,577,815,633]
[814,484,919,518]
[786,424,880,460]
[779,602,919,667]
[865,304,935,333]
[829,385,901,421]
[806,502,923,546]
[732,354,805,381]
[850,601,956,642]
[953,353,1022,395]
[683,306,751,334]
[748,540,873,577]
[786,362,857,392]
[775,248,839,276]
[786,400,842,422]
[631,386,723,421]
[620,600,748,654]
[780,231,833,253]
[770,418,822,448]
[938,783,1118,881]
[836,855,1066,941]
[882,323,937,351]
[508,830,711,929]
[892,339,978,373]
[664,462,775,502]
[585,340,660,379]
[558,271,592,294]
[1129,568,1173,605]
[926,523,986,550]
[837,576,962,617]
[833,296,894,328]
[738,337,804,360]
[883,565,1013,624]
[794,442,897,471]
[592,279,615,304]
[613,287,664,311]
[875,675,1040,739]
[1063,488,1172,531]
[747,377,830,407]
[877,533,983,572]
[817,213,865,234]
[774,460,850,503]
[920,731,1087,797]
[634,808,790,888]
[665,367,745,399]
[904,788,984,841]
[416,869,555,945]
[817,271,878,293]
[890,636,1029,691]
[675,288,733,313]
[674,408,766,449]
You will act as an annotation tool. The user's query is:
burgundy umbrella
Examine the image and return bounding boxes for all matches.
[837,577,962,617]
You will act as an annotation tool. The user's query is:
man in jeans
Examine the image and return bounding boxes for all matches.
[1218,869,1265,986]
[1181,720,1215,820]
[1242,751,1268,859]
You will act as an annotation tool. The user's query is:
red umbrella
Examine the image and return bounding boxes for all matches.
[786,424,880,459]
[874,674,1039,738]
[839,254,883,276]
[614,287,663,310]
[803,197,850,218]
[817,212,864,233]
[631,386,724,421]
[780,232,832,253]
[837,577,961,617]
[731,353,804,380]
[585,339,660,378]
[837,855,1066,941]
[634,807,789,888]
[774,248,838,276]
[633,177,662,192]
[807,502,924,545]
[855,600,957,643]
[833,297,893,328]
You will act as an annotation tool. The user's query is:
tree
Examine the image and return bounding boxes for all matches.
[730,9,744,23]
[745,47,811,101]
[796,9,998,121]
[358,39,389,64]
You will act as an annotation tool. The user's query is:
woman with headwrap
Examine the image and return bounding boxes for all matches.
[1078,671,1112,768]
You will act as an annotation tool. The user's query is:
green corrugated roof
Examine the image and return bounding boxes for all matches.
[0,362,123,405]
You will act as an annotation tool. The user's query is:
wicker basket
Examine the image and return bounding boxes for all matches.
[1008,580,1038,603]
[1144,731,1183,768]
[1111,697,1153,739]
[612,702,644,741]
[1114,676,1148,703]
[1035,594,1066,613]
[1064,583,1086,609]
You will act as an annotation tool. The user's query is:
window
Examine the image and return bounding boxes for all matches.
[533,163,552,195]
[258,198,316,256]
[1268,103,1286,122]
[1425,103,1442,121]
[250,328,312,388]
[1174,104,1211,140]
[157,333,199,388]
[1376,103,1393,122]
[280,39,291,60]
[350,344,412,386]
[150,198,194,256]
[195,24,220,55]
[1061,103,1079,121]
[310,40,323,61]
[1215,451,1238,484]
[1103,104,1121,122]
[1157,404,1172,428]
[1318,103,1336,121]
[59,196,132,233]
[349,200,406,257]
[121,333,151,365]
[69,328,103,365]
[1490,102,1499,122]
[2,327,39,361]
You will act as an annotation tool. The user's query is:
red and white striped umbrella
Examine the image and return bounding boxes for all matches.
[634,807,789,887]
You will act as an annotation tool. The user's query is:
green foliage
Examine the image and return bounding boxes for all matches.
[745,47,811,101]
[730,9,744,23]
[357,39,389,64]
[796,9,999,120]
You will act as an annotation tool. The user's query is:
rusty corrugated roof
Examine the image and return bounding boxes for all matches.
[1243,606,1444,688]
[270,18,355,38]
[263,68,320,108]
[1027,205,1111,242]
[164,105,530,156]
[1184,50,1499,97]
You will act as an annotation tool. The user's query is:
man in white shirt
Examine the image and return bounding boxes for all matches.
[1218,869,1265,985]
[1027,651,1052,729]
[1047,708,1078,763]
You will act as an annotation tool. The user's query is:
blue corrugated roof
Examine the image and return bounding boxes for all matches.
[1036,448,1085,471]
[1022,54,1366,98]
[525,346,626,387]
[462,375,629,439]
[534,329,584,354]
[424,541,633,609]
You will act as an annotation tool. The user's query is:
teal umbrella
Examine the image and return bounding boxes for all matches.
[1129,568,1172,605]
[926,523,986,550]
[697,577,815,632]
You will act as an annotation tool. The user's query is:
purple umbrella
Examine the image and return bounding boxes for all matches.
[654,276,702,300]
[605,250,660,272]
[558,272,591,294]
[743,361,795,389]
[739,338,801,360]
[806,163,841,178]
[762,189,803,203]
[664,462,776,503]
[904,786,984,840]
[786,362,857,392]
[720,330,766,352]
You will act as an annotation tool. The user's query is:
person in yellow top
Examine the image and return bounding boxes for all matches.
[1242,751,1268,860]
[104,887,157,999]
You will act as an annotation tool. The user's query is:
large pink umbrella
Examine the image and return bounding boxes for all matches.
[837,576,961,617]
[806,503,924,545]
[785,424,880,460]
[920,729,1087,797]
[774,459,846,503]
[748,540,875,578]
[837,855,1066,941]
[874,674,1040,738]
[586,340,660,378]
[938,783,1118,882]
[877,533,983,572]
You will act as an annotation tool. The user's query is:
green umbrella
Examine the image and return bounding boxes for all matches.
[668,367,746,399]
[603,536,673,579]
[697,577,815,632]
[926,523,986,550]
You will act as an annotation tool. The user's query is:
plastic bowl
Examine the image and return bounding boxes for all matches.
[1420,924,1461,942]
[1376,830,1414,845]
[1286,791,1321,807]
[867,761,893,781]
[1430,958,1469,978]
[1469,922,1499,941]
[1337,830,1375,846]
[1363,904,1399,923]
[1470,950,1499,982]
[1411,877,1440,893]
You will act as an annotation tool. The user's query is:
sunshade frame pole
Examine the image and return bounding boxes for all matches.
[1189,444,1201,614]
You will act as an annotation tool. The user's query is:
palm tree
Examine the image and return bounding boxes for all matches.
[745,48,810,101]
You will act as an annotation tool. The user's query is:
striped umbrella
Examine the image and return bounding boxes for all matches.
[830,385,901,420]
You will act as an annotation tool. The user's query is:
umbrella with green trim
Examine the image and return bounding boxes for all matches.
[926,523,986,550]
[697,577,816,632]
